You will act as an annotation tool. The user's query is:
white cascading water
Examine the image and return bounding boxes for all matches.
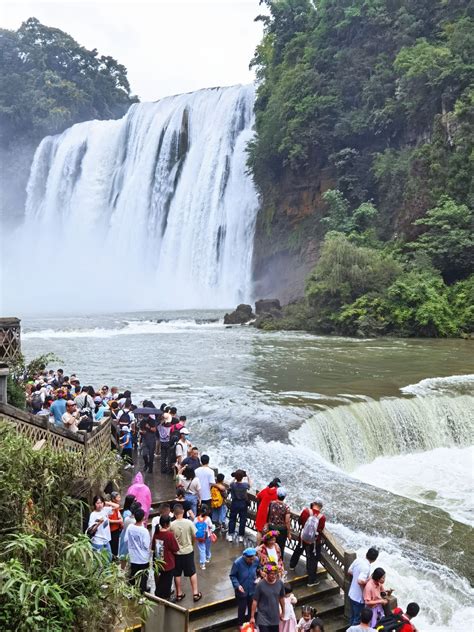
[5,85,259,313]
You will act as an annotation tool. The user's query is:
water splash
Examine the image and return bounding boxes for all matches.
[4,85,259,314]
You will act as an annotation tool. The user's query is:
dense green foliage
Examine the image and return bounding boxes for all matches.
[0,17,136,148]
[0,425,142,631]
[250,0,473,337]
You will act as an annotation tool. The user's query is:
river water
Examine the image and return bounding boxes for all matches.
[22,311,474,631]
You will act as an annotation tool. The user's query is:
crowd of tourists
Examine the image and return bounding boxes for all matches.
[27,369,420,632]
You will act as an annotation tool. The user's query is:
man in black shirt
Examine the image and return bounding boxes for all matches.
[140,415,157,473]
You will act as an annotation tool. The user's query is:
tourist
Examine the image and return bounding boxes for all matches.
[299,499,325,588]
[108,491,123,557]
[180,446,201,471]
[125,507,150,593]
[139,413,157,473]
[257,530,285,578]
[178,466,201,518]
[37,396,53,417]
[94,396,108,421]
[391,603,420,632]
[170,503,202,602]
[62,400,80,432]
[86,494,120,560]
[227,469,251,543]
[256,478,281,544]
[211,473,228,531]
[280,583,298,632]
[75,385,95,415]
[126,472,152,520]
[229,547,259,627]
[30,384,44,413]
[194,505,214,570]
[290,500,323,570]
[100,385,110,401]
[157,413,172,473]
[297,606,316,632]
[267,487,291,557]
[347,606,376,631]
[118,495,138,565]
[152,515,180,599]
[249,563,285,632]
[363,567,389,627]
[195,454,215,510]
[151,502,173,533]
[52,368,64,388]
[175,427,192,468]
[119,425,133,467]
[50,389,66,426]
[309,617,325,632]
[347,547,379,625]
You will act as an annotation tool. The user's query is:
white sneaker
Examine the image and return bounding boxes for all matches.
[200,564,206,570]
[226,534,233,542]
[238,535,244,542]
[206,558,211,564]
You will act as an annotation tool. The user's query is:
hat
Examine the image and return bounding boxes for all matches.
[242,547,257,557]
[179,428,190,435]
[314,498,323,507]
[277,487,286,498]
[94,396,102,403]
[121,426,130,432]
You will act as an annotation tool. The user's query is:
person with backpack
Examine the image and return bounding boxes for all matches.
[211,473,228,531]
[255,478,281,543]
[377,604,420,632]
[193,505,214,570]
[347,547,380,625]
[299,499,325,588]
[266,488,292,557]
[30,384,44,413]
[347,606,376,631]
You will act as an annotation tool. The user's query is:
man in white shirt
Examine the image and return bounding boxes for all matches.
[347,547,379,625]
[125,508,150,593]
[194,454,215,510]
[175,428,192,468]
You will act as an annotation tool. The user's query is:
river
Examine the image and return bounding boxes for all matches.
[21,310,474,631]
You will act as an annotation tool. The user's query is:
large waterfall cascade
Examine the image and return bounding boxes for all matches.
[6,85,259,313]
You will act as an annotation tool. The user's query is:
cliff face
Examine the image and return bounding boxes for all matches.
[252,168,335,304]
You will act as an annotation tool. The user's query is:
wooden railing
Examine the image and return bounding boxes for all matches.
[0,401,112,481]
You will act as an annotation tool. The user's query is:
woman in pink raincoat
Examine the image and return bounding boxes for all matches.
[126,472,152,520]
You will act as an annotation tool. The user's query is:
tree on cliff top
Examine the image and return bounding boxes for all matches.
[0,17,137,148]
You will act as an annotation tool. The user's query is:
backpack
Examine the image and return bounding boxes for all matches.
[375,613,406,631]
[211,486,224,509]
[195,518,208,542]
[31,392,43,412]
[154,538,165,561]
[301,512,320,544]
[168,434,180,465]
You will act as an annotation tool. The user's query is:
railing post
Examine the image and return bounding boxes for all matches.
[0,363,9,404]
[344,550,357,619]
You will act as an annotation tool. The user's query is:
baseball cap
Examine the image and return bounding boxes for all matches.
[179,428,190,435]
[243,548,257,557]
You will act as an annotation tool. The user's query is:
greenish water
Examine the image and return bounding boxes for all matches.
[22,311,474,631]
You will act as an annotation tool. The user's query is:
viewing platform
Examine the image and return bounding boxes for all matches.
[121,460,353,632]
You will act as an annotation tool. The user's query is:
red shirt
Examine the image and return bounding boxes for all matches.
[255,486,278,532]
[152,529,179,571]
[109,508,122,533]
[299,507,326,543]
[393,608,415,632]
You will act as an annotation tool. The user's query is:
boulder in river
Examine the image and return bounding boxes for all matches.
[255,298,281,314]
[223,303,255,325]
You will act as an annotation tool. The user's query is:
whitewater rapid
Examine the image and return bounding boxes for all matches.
[3,85,259,314]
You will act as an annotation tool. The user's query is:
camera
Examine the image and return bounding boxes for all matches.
[380,592,387,598]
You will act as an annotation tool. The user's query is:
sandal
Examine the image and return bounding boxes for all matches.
[175,593,185,602]
[193,592,203,602]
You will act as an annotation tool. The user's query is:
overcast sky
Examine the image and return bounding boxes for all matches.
[1,0,264,101]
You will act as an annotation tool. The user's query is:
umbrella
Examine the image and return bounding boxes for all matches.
[133,407,164,416]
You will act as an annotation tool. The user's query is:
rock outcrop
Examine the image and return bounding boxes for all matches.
[223,303,255,325]
[253,298,283,328]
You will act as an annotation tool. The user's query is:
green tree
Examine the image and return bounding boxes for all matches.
[411,197,474,282]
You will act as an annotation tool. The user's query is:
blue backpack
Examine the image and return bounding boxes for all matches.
[195,518,208,542]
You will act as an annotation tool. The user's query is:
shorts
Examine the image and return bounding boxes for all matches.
[173,552,196,577]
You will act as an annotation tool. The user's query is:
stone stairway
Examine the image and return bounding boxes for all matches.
[188,567,347,632]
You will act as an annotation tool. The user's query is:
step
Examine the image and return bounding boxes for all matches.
[189,580,343,632]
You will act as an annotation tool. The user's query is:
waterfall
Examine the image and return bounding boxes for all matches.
[6,85,259,313]
[290,393,474,471]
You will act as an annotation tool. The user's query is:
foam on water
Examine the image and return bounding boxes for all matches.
[22,318,224,339]
[401,374,474,396]
[353,446,474,526]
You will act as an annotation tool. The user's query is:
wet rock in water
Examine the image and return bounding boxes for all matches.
[255,298,281,314]
[223,303,255,325]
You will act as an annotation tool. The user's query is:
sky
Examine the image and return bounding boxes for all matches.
[0,0,264,101]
